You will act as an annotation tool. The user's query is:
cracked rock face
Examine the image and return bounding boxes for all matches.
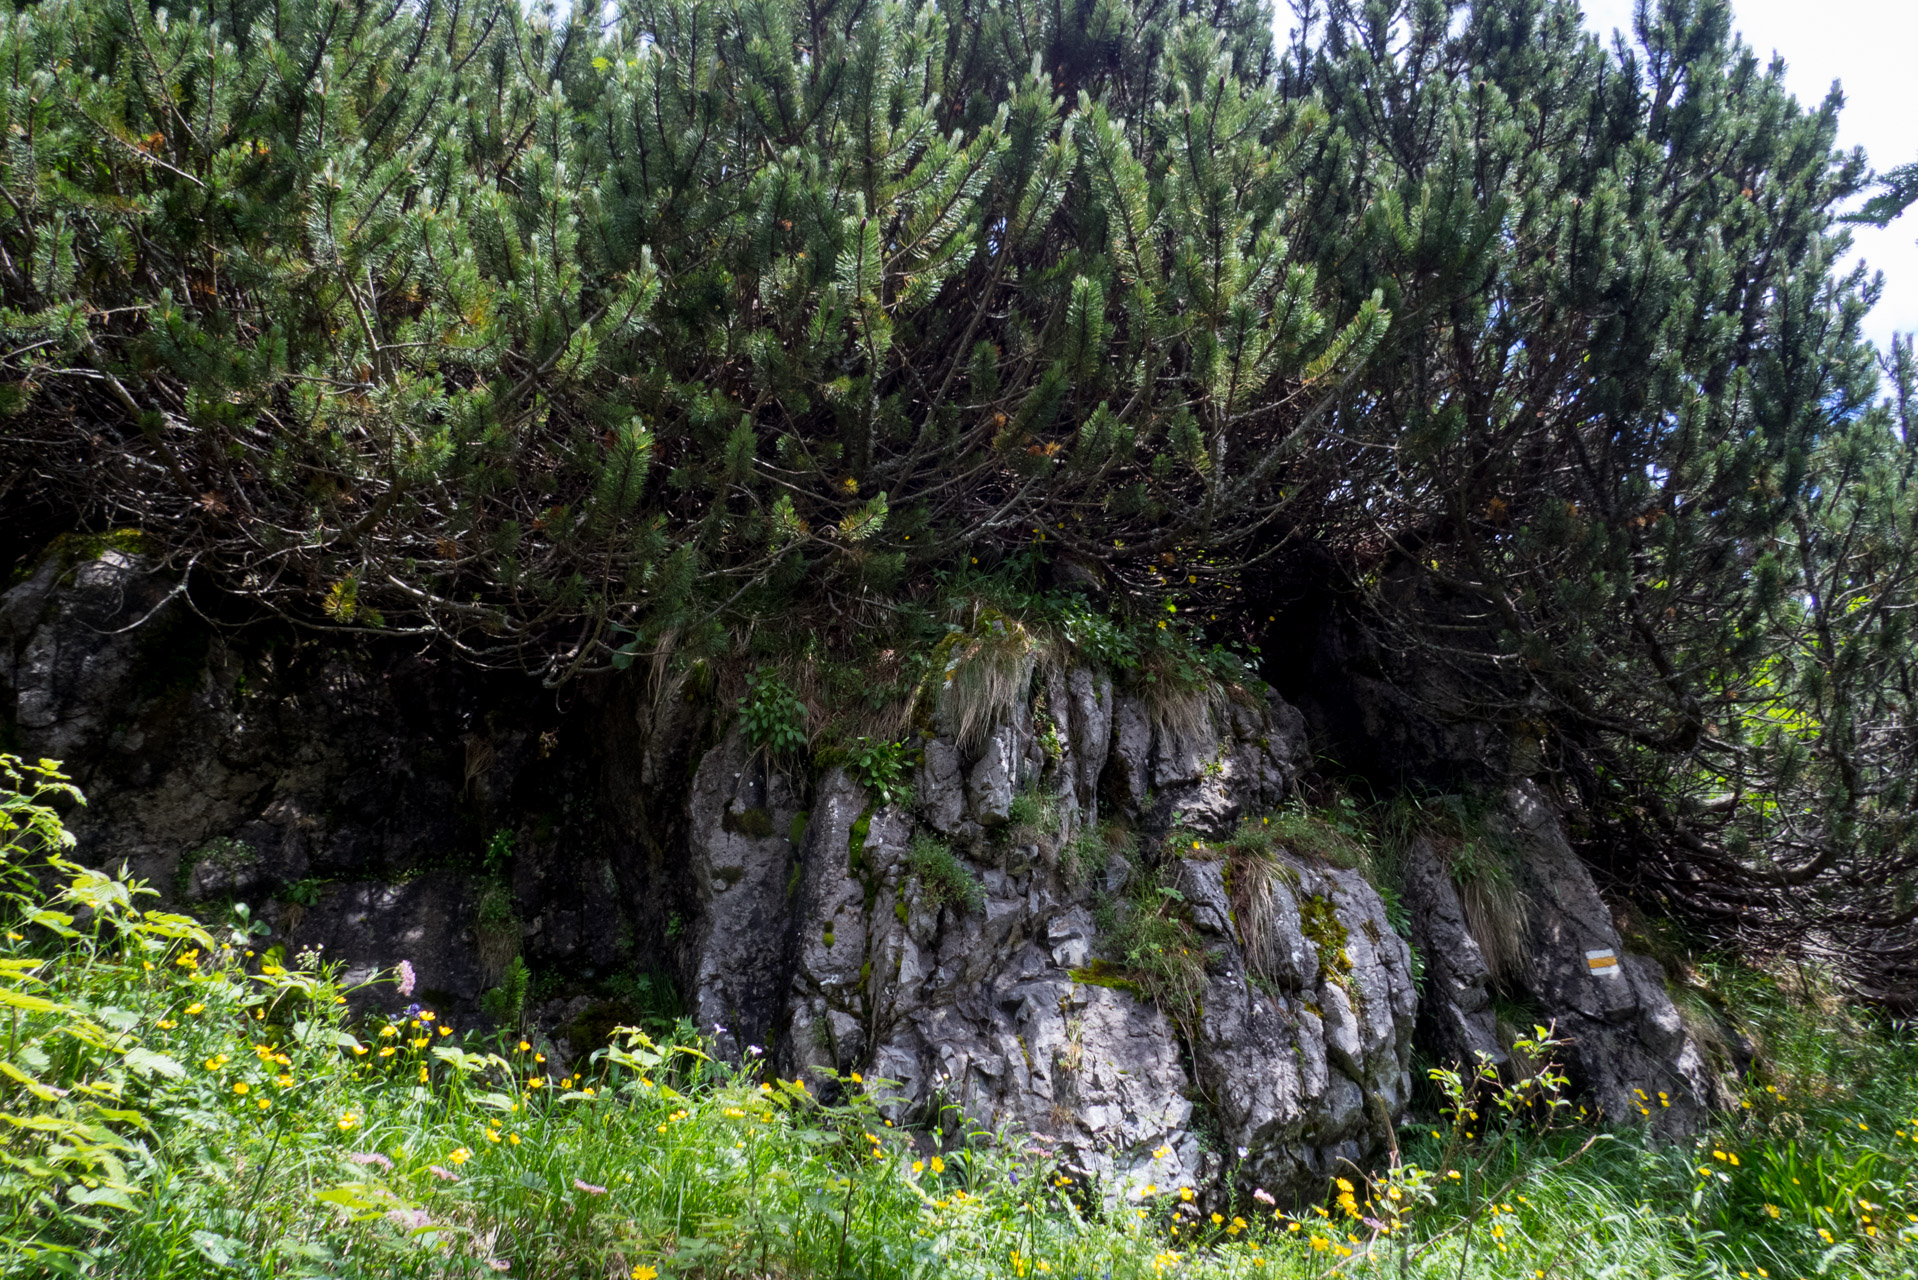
[674,670,1412,1200]
[1403,785,1726,1135]
[1498,784,1720,1132]
[5,553,1728,1205]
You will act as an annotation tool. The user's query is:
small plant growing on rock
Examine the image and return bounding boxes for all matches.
[1060,821,1131,888]
[483,828,516,875]
[1005,787,1061,845]
[1268,794,1375,874]
[906,835,985,914]
[845,737,913,808]
[476,883,521,984]
[480,954,531,1029]
[739,668,808,757]
[1092,858,1209,1028]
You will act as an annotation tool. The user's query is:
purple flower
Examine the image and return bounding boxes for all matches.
[712,1022,728,1036]
[347,1152,394,1170]
[746,1044,764,1057]
[385,1208,432,1232]
[396,960,416,997]
[1252,1187,1276,1206]
[427,1165,461,1183]
[573,1179,607,1195]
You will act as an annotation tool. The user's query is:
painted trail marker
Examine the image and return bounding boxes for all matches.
[1585,948,1622,978]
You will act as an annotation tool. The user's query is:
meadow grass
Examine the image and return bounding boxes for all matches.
[2,755,1916,1279]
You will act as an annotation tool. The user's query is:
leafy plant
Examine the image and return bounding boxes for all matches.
[1059,821,1129,889]
[480,955,531,1029]
[1267,797,1375,874]
[483,828,516,876]
[845,737,913,808]
[739,668,808,757]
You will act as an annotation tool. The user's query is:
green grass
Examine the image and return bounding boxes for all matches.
[904,834,985,914]
[3,756,1917,1279]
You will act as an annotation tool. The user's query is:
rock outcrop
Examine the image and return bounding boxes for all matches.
[1404,784,1722,1133]
[679,655,1417,1198]
[0,550,1735,1200]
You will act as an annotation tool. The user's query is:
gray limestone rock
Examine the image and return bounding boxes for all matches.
[7,546,1727,1204]
[916,738,966,834]
[966,725,1018,827]
[685,727,805,1060]
[1399,835,1506,1070]
[1179,852,1416,1196]
[1497,783,1716,1133]
[1064,667,1113,814]
[1105,697,1152,810]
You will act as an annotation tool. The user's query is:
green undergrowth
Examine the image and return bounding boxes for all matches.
[3,756,1917,1279]
[1090,855,1210,1029]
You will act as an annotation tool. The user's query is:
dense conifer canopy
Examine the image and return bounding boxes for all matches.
[3,0,1915,996]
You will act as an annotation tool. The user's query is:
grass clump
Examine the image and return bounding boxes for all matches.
[928,611,1041,755]
[1091,858,1210,1028]
[1266,793,1376,874]
[905,834,985,914]
[1384,790,1531,984]
[1223,817,1298,985]
[1005,787,1064,848]
[1060,820,1132,889]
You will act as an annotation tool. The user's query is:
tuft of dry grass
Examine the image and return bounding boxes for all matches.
[929,612,1045,754]
[1442,835,1529,988]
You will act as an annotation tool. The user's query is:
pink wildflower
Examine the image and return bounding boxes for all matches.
[574,1179,608,1195]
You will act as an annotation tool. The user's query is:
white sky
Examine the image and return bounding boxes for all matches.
[1579,0,1918,351]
